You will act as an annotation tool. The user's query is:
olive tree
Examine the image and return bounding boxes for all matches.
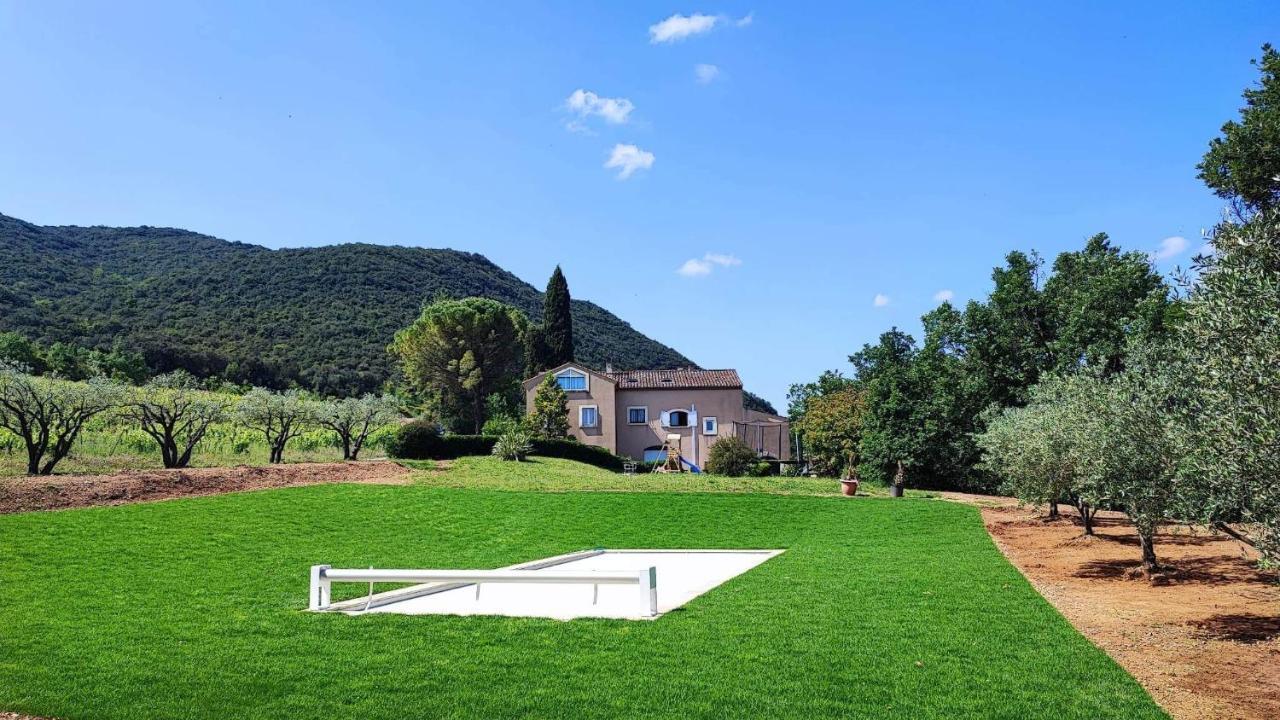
[1071,348,1183,574]
[316,394,399,461]
[236,388,315,464]
[0,364,124,475]
[1176,211,1280,565]
[125,371,228,469]
[977,375,1099,534]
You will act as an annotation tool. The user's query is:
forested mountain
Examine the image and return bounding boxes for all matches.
[0,213,693,396]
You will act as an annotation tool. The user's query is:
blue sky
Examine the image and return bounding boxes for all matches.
[1,2,1276,409]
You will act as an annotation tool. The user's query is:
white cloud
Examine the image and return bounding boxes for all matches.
[703,252,741,267]
[563,119,594,136]
[736,12,754,27]
[934,289,954,302]
[694,63,720,84]
[604,143,655,179]
[677,252,742,277]
[873,293,890,307]
[1151,235,1189,261]
[649,13,720,43]
[677,258,713,277]
[565,89,634,125]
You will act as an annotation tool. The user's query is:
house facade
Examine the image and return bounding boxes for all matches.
[522,363,790,467]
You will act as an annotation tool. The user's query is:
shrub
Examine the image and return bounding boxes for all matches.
[386,419,444,459]
[440,435,499,458]
[386,423,628,470]
[0,427,17,454]
[364,423,400,453]
[705,436,759,477]
[492,428,533,461]
[291,429,339,452]
[481,414,521,437]
[529,438,626,471]
[118,428,160,454]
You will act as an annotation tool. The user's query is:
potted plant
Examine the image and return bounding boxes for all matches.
[889,460,905,498]
[838,454,859,496]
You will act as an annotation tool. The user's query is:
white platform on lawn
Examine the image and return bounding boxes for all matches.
[334,549,782,620]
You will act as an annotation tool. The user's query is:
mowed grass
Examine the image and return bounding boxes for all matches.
[407,455,933,498]
[0,475,1164,718]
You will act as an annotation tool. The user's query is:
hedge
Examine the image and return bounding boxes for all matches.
[530,438,627,471]
[387,423,627,471]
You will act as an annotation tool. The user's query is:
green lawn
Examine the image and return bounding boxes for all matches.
[0,465,1165,719]
[405,456,935,498]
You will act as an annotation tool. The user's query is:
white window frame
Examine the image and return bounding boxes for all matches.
[579,405,599,429]
[627,406,648,425]
[702,416,718,435]
[555,368,589,392]
[663,409,691,428]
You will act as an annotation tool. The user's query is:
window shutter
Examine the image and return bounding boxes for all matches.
[660,411,670,427]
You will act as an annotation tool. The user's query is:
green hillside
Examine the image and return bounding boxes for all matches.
[0,213,692,396]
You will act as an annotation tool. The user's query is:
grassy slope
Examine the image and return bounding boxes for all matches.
[407,456,862,496]
[0,464,1165,719]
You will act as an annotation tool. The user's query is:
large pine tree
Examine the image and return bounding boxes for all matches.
[542,266,574,367]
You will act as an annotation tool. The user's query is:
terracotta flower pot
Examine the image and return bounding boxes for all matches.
[839,479,859,496]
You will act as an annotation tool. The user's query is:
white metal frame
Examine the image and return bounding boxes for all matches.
[309,549,658,617]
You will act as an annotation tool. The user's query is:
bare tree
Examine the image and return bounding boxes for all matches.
[0,364,123,475]
[236,388,314,464]
[316,395,399,461]
[126,371,228,469]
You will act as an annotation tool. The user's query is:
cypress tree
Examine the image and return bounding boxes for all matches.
[543,266,574,366]
[525,323,549,373]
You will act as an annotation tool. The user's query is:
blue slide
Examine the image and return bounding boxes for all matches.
[680,457,702,473]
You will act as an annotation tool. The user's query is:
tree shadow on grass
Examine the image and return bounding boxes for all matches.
[1187,613,1280,643]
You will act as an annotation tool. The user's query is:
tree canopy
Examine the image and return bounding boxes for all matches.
[542,266,575,368]
[0,214,692,396]
[1198,44,1280,215]
[390,297,529,433]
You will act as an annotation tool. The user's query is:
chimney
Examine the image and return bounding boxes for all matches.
[605,362,614,373]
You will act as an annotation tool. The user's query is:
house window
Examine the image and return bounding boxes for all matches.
[579,405,599,428]
[627,406,648,424]
[703,417,718,435]
[556,369,587,392]
[666,410,690,428]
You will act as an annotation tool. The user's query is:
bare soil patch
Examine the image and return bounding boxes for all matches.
[0,461,411,514]
[968,498,1279,720]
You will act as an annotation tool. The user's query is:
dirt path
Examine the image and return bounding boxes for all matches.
[944,494,1280,720]
[0,461,412,514]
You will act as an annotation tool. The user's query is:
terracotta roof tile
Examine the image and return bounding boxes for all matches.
[604,369,742,390]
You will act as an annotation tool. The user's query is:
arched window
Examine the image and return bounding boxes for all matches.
[666,410,690,428]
